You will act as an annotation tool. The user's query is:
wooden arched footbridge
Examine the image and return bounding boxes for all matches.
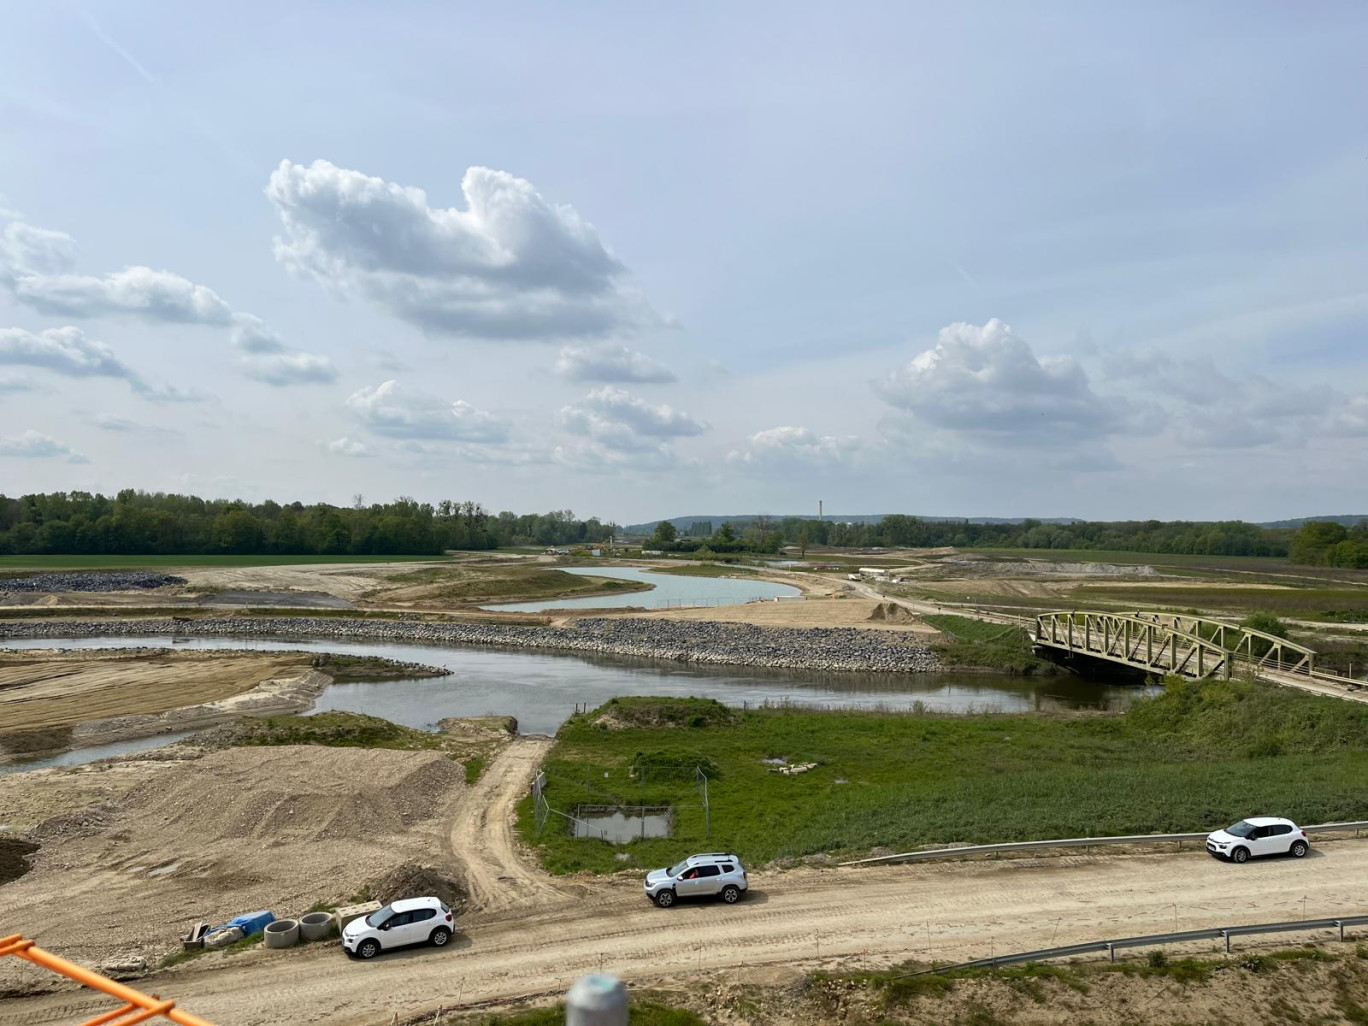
[1030,610,1318,681]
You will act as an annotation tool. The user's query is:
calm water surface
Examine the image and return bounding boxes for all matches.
[0,635,1154,774]
[480,566,801,612]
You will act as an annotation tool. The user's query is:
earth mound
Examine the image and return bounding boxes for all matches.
[365,862,468,911]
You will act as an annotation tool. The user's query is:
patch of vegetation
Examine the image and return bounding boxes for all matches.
[519,681,1368,872]
[924,614,1055,674]
[313,653,447,682]
[463,757,486,785]
[213,711,447,751]
[649,563,758,578]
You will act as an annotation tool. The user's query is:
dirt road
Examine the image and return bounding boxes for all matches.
[5,732,1367,1026]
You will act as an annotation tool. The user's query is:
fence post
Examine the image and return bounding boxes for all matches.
[566,973,628,1026]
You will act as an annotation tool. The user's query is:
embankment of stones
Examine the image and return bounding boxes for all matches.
[0,616,941,674]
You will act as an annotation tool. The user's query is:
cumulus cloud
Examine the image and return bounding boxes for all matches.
[1,215,335,384]
[324,436,371,457]
[266,159,658,341]
[728,425,860,467]
[230,317,338,386]
[345,380,510,442]
[0,429,88,463]
[0,325,203,401]
[561,386,706,443]
[554,344,676,384]
[877,319,1121,441]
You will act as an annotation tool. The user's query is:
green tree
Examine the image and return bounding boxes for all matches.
[650,520,678,548]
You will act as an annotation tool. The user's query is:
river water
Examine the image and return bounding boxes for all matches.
[480,566,801,612]
[0,635,1152,775]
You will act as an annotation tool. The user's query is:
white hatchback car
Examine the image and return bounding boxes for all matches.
[1206,817,1309,863]
[342,897,454,959]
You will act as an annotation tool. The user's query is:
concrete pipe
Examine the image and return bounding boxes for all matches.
[298,912,335,942]
[263,919,300,949]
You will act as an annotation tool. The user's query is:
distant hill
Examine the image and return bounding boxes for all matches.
[621,514,1083,535]
[1258,515,1368,529]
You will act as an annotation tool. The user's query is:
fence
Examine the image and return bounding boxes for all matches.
[532,765,711,839]
[898,914,1368,978]
[841,820,1368,867]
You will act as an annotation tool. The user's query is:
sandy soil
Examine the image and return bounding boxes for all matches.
[180,563,441,602]
[0,650,312,735]
[599,597,938,633]
[0,758,178,834]
[4,735,1368,1026]
[0,745,466,989]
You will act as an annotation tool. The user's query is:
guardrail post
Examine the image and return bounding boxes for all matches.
[1339,921,1345,943]
[1222,931,1230,954]
[566,974,629,1026]
[1107,943,1115,963]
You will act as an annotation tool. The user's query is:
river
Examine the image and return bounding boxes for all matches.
[0,635,1153,774]
[480,566,801,611]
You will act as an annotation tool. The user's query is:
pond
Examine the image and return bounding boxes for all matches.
[0,635,1154,774]
[570,806,673,843]
[480,566,801,612]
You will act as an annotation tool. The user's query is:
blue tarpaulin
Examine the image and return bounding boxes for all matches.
[218,910,274,936]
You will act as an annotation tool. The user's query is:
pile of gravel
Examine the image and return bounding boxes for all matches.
[0,572,185,593]
[0,614,941,673]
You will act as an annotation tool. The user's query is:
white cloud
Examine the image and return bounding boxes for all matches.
[229,315,337,386]
[266,159,659,341]
[325,436,371,457]
[0,220,79,277]
[728,425,860,467]
[563,385,706,440]
[345,380,510,442]
[877,318,1121,442]
[554,344,676,383]
[0,325,204,401]
[0,429,89,463]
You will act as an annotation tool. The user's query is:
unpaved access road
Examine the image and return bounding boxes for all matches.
[5,737,1368,1026]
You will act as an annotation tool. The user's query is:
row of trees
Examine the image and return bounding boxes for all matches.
[650,515,1293,558]
[1288,521,1368,568]
[0,491,618,556]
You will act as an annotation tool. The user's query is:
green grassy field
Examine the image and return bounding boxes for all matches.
[517,685,1368,874]
[0,554,443,571]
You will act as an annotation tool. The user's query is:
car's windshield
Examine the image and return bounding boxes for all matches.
[1225,821,1255,838]
[668,860,690,877]
[364,905,394,927]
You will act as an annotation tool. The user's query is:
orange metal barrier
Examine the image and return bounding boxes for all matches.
[0,934,215,1026]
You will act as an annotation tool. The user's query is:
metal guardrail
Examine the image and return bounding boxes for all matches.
[841,821,1368,867]
[900,914,1368,977]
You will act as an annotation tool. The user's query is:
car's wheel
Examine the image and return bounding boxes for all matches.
[721,885,740,904]
[1232,846,1250,864]
[429,927,451,947]
[655,890,676,908]
[1290,840,1308,858]
[357,939,380,959]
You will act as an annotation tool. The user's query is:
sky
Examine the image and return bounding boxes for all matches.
[1,2,1366,524]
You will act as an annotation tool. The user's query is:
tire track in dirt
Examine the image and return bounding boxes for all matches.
[6,843,1368,1026]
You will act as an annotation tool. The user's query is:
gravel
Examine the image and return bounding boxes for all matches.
[0,572,185,593]
[0,615,941,673]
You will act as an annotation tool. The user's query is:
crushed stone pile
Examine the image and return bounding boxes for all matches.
[0,572,185,593]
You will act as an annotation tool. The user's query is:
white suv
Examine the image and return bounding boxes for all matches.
[1206,817,1309,863]
[342,897,454,959]
[644,853,748,908]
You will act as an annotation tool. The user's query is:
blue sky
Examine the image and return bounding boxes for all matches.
[1,2,1365,522]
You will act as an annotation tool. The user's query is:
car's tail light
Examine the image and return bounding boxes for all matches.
[1301,830,1307,836]
[445,914,452,922]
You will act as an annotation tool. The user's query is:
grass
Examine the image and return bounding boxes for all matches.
[386,565,652,604]
[517,682,1368,873]
[648,563,758,578]
[463,756,486,784]
[0,554,441,571]
[923,614,1056,674]
[1077,584,1368,621]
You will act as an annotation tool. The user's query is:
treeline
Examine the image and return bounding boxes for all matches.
[0,491,618,556]
[652,514,1293,558]
[1288,521,1368,568]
